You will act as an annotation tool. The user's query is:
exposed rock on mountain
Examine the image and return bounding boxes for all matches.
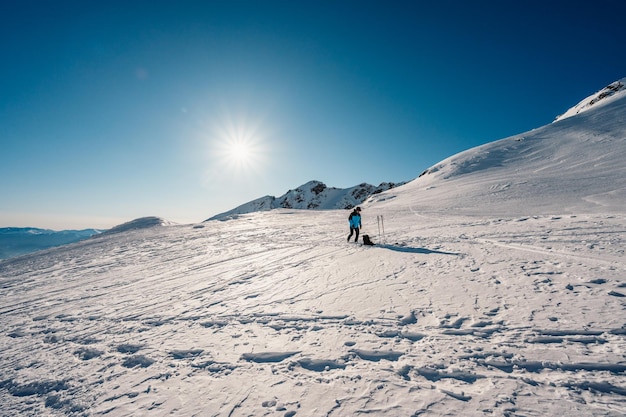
[207,180,405,221]
[555,78,626,121]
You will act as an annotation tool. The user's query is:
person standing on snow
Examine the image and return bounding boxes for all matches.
[347,207,362,242]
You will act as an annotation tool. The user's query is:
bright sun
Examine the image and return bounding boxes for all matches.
[209,112,268,176]
[227,141,252,162]
[220,134,259,172]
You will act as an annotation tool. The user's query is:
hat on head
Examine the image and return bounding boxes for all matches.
[356,207,361,212]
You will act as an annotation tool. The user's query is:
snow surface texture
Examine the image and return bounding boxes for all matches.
[1,80,625,416]
[207,180,405,221]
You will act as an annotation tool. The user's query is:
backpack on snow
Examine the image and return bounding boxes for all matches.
[362,234,374,246]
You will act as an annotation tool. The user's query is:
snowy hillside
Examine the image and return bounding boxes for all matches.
[369,78,626,217]
[1,80,625,417]
[207,180,404,220]
[555,78,626,121]
[99,216,175,236]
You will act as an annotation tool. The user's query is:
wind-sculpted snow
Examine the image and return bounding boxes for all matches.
[0,209,625,416]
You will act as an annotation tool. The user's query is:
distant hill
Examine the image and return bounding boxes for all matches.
[0,227,102,260]
[97,216,175,236]
[206,180,406,221]
[0,217,176,260]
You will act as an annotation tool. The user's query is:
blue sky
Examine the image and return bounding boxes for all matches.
[1,0,625,229]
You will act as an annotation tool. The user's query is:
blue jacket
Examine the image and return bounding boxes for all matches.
[348,212,361,228]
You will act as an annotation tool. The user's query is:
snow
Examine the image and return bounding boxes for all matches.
[208,181,405,221]
[383,81,626,218]
[555,78,626,122]
[100,216,176,235]
[1,81,625,416]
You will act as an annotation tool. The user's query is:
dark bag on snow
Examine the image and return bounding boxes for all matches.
[363,235,374,246]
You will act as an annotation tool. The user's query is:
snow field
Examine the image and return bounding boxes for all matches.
[1,209,624,416]
[1,78,625,416]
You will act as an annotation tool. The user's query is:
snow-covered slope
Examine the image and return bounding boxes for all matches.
[1,80,625,417]
[368,79,626,217]
[99,216,175,236]
[207,180,405,220]
[555,78,626,121]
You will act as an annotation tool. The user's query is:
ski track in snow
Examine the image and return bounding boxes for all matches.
[1,210,625,417]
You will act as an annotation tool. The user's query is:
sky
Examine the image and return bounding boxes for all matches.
[1,0,625,230]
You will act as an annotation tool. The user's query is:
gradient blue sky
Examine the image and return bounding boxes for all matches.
[2,0,625,229]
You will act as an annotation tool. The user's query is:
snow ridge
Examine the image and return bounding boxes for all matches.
[99,216,175,236]
[555,78,626,121]
[207,180,405,221]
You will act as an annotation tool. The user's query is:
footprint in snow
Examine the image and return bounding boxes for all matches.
[117,343,143,354]
[350,349,403,362]
[297,358,346,371]
[122,355,154,368]
[74,347,103,360]
[240,351,300,363]
[169,349,203,359]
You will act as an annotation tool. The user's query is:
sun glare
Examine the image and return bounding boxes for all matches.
[219,132,260,171]
[227,140,252,163]
[209,111,269,177]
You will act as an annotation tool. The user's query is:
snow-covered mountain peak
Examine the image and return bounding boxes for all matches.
[555,77,626,122]
[207,180,405,221]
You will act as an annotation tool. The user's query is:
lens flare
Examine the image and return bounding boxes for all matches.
[208,110,269,179]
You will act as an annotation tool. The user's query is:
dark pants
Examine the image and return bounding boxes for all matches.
[348,227,360,242]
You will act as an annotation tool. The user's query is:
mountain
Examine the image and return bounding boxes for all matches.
[98,216,175,236]
[1,79,625,417]
[207,180,405,220]
[0,217,174,260]
[368,77,626,217]
[555,78,625,121]
[0,227,102,260]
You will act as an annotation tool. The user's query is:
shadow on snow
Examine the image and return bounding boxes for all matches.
[376,243,460,256]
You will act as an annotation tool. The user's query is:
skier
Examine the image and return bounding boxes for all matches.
[347,207,362,242]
